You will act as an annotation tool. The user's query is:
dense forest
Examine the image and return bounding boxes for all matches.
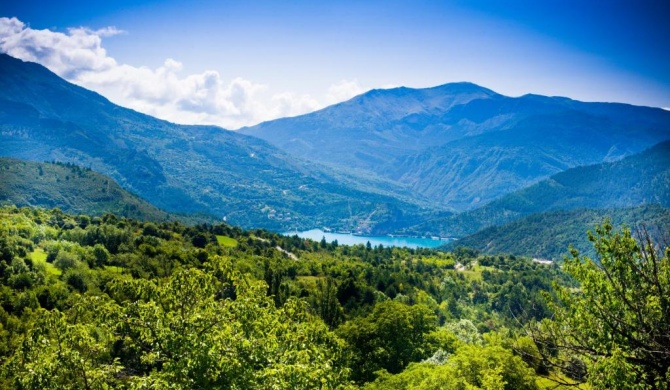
[0,205,667,389]
[444,204,670,260]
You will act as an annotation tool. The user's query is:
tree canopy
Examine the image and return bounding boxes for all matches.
[533,222,670,389]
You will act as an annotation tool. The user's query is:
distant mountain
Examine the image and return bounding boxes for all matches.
[403,140,670,238]
[242,83,499,171]
[0,158,173,221]
[242,84,670,211]
[0,54,428,232]
[444,205,670,260]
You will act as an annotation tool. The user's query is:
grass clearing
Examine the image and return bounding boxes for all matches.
[216,235,238,247]
[105,265,124,273]
[457,264,487,281]
[295,275,326,289]
[29,247,61,276]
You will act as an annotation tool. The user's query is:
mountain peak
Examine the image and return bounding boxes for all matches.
[340,81,498,114]
[429,81,498,95]
[359,81,498,100]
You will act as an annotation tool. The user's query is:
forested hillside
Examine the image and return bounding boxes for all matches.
[402,140,670,238]
[445,204,670,260]
[0,158,184,222]
[0,205,667,388]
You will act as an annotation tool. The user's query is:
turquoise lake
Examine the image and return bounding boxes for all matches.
[284,229,449,249]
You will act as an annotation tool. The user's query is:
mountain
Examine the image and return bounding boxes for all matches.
[403,140,670,238]
[445,205,670,260]
[0,54,428,232]
[0,158,178,221]
[242,83,499,171]
[242,85,670,211]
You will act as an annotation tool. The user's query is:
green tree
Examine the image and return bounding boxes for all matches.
[365,343,538,390]
[112,257,351,388]
[537,222,670,389]
[3,297,121,389]
[337,300,437,383]
[4,257,353,389]
[313,276,344,328]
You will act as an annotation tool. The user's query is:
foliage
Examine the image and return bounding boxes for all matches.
[0,205,601,388]
[365,341,538,390]
[337,300,437,382]
[532,222,670,389]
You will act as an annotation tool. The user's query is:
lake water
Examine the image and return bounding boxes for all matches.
[284,229,448,249]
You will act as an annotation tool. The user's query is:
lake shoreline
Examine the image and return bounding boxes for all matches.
[283,229,450,249]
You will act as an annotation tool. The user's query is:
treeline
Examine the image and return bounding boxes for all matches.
[0,206,666,389]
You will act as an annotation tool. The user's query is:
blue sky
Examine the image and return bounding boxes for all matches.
[1,0,668,128]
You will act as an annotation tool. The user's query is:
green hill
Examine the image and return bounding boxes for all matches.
[404,140,670,238]
[444,204,670,260]
[0,205,579,388]
[0,158,174,221]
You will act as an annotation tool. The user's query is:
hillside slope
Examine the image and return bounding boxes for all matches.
[405,140,670,237]
[0,158,173,221]
[445,205,670,260]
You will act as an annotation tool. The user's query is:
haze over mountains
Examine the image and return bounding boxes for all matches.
[1,53,669,256]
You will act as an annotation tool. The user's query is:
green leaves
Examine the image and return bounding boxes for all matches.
[545,222,670,389]
[4,256,352,389]
[5,303,121,390]
[365,341,538,390]
[337,300,437,383]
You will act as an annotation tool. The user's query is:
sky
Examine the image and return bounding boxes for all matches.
[1,0,669,129]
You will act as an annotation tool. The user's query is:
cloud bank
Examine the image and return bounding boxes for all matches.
[0,17,365,129]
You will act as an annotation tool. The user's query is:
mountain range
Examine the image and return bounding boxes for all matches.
[0,54,428,233]
[1,53,669,253]
[242,83,670,211]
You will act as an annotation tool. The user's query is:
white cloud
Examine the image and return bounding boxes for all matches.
[326,79,365,104]
[0,17,369,129]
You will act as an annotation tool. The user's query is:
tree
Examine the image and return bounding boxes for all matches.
[533,222,670,389]
[337,300,437,383]
[313,276,344,328]
[365,342,538,390]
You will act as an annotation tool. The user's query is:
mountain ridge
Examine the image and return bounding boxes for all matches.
[3,53,670,237]
[0,53,431,233]
[242,81,670,211]
[0,157,180,221]
[443,204,670,260]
